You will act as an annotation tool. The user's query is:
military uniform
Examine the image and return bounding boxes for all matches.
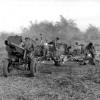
[22,37,35,59]
[85,42,95,65]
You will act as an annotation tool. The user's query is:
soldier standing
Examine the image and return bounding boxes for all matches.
[85,42,96,65]
[22,37,35,59]
[80,44,85,54]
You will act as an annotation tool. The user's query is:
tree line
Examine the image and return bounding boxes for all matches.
[1,15,100,45]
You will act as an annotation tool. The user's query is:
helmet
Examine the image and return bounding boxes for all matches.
[25,37,30,40]
[56,37,60,40]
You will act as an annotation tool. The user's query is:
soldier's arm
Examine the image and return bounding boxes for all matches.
[93,46,96,54]
[32,44,34,50]
[19,42,24,47]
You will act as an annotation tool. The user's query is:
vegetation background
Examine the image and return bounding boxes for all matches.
[1,16,100,42]
[1,15,100,53]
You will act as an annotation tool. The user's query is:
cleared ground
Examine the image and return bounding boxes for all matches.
[1,44,100,100]
[0,61,100,100]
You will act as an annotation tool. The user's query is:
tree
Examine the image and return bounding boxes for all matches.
[21,15,81,42]
[85,24,100,41]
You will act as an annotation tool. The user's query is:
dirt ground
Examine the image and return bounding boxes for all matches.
[0,61,100,100]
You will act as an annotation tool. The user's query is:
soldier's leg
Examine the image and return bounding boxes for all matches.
[90,52,95,65]
[23,50,27,59]
[29,52,37,76]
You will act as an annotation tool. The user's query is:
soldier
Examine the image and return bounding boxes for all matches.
[80,44,85,54]
[35,38,39,45]
[22,37,35,59]
[85,42,96,65]
[73,42,79,55]
[53,37,60,53]
[23,37,34,50]
[43,41,48,58]
[67,45,71,55]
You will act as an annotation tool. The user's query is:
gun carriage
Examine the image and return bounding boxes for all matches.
[34,42,68,66]
[3,35,95,77]
[3,35,37,77]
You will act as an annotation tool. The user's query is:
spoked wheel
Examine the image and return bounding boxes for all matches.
[30,59,38,76]
[53,58,61,66]
[88,58,95,65]
[3,59,13,77]
[54,60,61,66]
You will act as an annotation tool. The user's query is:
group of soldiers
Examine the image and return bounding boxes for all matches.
[19,35,96,65]
[19,37,61,60]
[72,41,96,65]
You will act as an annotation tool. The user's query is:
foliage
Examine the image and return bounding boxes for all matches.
[21,15,82,43]
[84,24,100,41]
[21,15,100,44]
[0,15,100,45]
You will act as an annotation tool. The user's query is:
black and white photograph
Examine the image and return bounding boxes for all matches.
[0,0,100,100]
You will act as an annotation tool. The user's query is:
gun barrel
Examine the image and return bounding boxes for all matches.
[5,40,24,50]
[10,42,24,50]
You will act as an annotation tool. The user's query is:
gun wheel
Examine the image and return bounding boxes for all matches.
[54,60,61,66]
[3,59,12,77]
[30,59,37,76]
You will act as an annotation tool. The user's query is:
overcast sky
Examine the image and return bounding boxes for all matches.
[0,0,100,33]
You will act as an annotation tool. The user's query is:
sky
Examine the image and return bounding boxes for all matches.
[0,0,100,33]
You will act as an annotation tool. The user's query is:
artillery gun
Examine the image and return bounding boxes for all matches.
[3,35,37,77]
[35,41,68,66]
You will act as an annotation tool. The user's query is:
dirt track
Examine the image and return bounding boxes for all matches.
[0,62,100,100]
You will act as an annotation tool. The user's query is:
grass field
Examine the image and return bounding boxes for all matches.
[0,57,100,100]
[0,40,100,100]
